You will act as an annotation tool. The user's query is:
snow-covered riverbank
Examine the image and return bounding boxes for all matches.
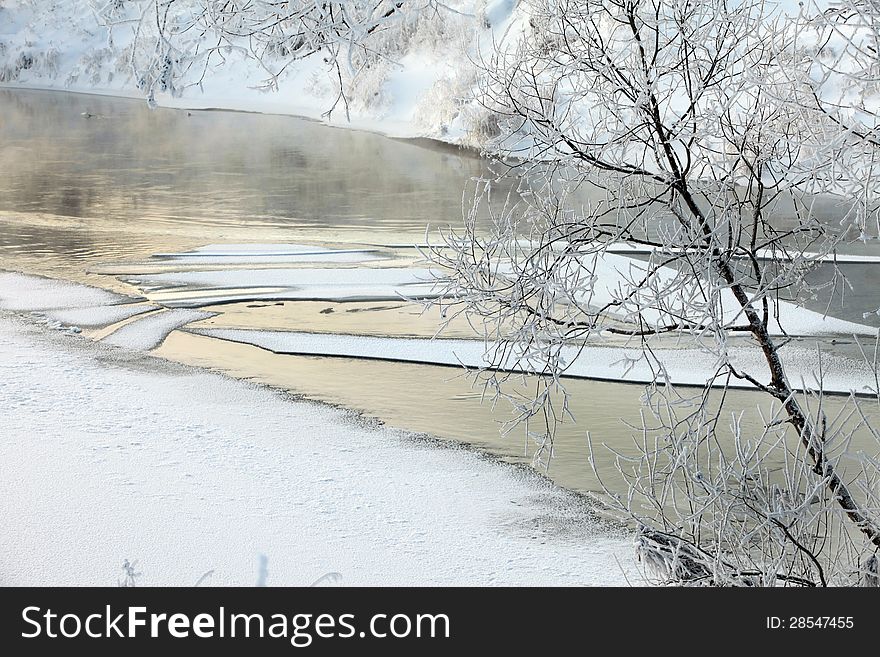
[0,0,508,144]
[0,1,832,148]
[0,313,636,586]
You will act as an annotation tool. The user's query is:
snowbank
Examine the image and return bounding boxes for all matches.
[0,316,635,586]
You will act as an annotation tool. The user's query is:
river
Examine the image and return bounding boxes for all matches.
[1,87,879,495]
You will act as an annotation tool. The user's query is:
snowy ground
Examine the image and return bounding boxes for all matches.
[0,267,640,585]
[0,313,637,586]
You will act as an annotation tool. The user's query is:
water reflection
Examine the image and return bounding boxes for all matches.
[4,88,880,323]
[0,88,511,238]
[155,331,880,494]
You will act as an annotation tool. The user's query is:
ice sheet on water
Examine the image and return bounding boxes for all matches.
[132,267,437,288]
[125,267,441,306]
[132,249,877,336]
[153,287,441,307]
[151,243,385,265]
[549,251,878,337]
[152,254,384,265]
[192,328,879,396]
[572,241,880,264]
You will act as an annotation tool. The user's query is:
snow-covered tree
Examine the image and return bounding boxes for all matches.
[85,0,451,116]
[429,0,880,585]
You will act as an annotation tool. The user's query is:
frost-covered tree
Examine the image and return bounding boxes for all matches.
[85,0,451,116]
[429,0,880,585]
[788,0,880,239]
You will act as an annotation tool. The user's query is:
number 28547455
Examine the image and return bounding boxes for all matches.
[767,617,853,629]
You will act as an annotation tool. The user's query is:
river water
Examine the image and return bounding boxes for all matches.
[1,87,879,495]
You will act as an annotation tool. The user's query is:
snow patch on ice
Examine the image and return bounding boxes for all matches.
[102,309,214,351]
[592,242,880,264]
[127,250,876,336]
[0,271,155,328]
[0,272,127,311]
[584,252,877,337]
[47,304,155,328]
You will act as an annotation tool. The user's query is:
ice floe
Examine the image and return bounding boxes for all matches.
[192,328,880,396]
[126,248,877,336]
[0,271,157,329]
[582,242,880,264]
[0,272,210,349]
[150,243,385,265]
[523,251,877,337]
[3,268,873,392]
[44,304,155,328]
[126,267,441,306]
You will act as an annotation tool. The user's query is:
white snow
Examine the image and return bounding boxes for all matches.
[0,271,215,348]
[131,267,434,289]
[102,308,214,351]
[0,271,156,327]
[0,271,128,311]
[192,328,880,396]
[0,0,494,143]
[595,242,880,264]
[0,0,855,158]
[576,251,878,337]
[44,304,155,328]
[4,258,871,398]
[0,316,636,586]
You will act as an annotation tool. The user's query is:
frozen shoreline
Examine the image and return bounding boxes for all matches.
[0,313,637,586]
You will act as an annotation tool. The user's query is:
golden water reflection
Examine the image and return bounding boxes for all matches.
[155,330,880,494]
